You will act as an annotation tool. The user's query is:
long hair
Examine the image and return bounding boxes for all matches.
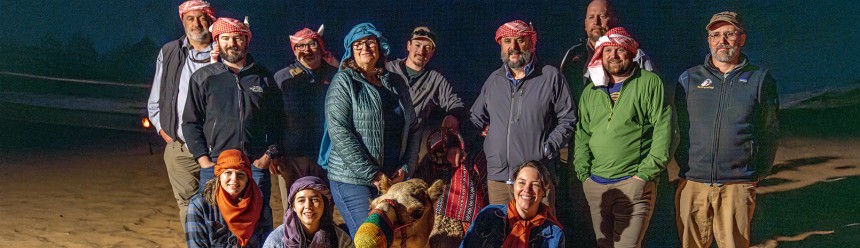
[203,177,220,206]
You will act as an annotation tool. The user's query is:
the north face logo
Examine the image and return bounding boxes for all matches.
[249,86,264,93]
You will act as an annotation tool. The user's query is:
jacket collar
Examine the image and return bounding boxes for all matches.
[221,54,258,75]
[496,56,541,83]
[704,53,749,75]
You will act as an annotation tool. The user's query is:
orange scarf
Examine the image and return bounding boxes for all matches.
[502,200,562,248]
[214,149,263,247]
[216,182,262,247]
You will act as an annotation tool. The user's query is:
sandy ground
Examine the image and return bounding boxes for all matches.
[0,120,858,247]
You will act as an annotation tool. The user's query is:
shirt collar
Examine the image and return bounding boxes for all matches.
[182,37,214,53]
[504,58,535,85]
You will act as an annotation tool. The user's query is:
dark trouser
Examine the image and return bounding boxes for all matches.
[199,158,274,235]
[330,180,378,238]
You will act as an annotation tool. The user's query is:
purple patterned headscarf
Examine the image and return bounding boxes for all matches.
[283,176,337,248]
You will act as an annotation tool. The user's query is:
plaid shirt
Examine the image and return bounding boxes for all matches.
[185,195,269,248]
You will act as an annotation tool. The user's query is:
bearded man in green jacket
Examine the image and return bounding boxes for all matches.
[573,27,673,248]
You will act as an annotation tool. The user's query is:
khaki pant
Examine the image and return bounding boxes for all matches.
[676,179,756,248]
[276,156,325,212]
[487,179,555,208]
[583,177,656,248]
[163,141,200,231]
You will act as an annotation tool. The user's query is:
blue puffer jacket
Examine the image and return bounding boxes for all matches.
[323,68,420,186]
[460,204,565,248]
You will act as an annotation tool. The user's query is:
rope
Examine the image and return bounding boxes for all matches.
[0,71,150,88]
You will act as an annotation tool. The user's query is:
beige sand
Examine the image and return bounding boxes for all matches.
[0,135,856,247]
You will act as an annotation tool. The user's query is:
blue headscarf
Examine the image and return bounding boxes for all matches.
[338,22,391,71]
[318,23,391,168]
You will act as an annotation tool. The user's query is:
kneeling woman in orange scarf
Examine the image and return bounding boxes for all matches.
[460,161,564,248]
[186,149,267,248]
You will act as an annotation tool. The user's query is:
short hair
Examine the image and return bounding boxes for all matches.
[512,160,554,193]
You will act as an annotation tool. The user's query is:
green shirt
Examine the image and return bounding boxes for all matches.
[573,67,673,182]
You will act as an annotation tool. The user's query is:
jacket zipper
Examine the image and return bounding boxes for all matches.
[235,74,246,154]
[373,77,385,172]
[505,80,520,183]
[709,71,738,184]
[605,81,627,129]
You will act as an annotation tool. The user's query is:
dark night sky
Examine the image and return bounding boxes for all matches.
[1,0,858,96]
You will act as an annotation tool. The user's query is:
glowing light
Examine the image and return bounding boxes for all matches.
[142,118,151,128]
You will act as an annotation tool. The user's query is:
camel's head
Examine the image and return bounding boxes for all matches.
[354,178,445,248]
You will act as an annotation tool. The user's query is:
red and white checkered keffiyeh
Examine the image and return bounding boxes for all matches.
[289,28,323,51]
[178,0,215,21]
[586,27,640,87]
[210,17,252,43]
[289,27,339,68]
[496,20,537,53]
[494,20,537,52]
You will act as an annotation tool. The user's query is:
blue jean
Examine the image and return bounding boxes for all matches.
[330,180,378,238]
[198,158,274,235]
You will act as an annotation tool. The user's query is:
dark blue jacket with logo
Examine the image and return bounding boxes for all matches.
[182,56,284,161]
[675,54,779,183]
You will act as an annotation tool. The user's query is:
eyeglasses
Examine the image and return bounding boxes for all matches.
[352,39,378,50]
[294,40,319,51]
[708,31,743,41]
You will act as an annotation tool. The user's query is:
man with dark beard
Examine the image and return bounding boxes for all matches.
[146,0,215,232]
[574,27,672,248]
[183,17,284,236]
[674,12,778,248]
[470,20,576,207]
[271,27,339,213]
[384,27,467,175]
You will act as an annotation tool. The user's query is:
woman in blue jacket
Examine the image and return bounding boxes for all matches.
[317,22,420,237]
[461,161,565,248]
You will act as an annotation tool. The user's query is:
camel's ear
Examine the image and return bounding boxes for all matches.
[427,180,446,203]
[378,173,392,194]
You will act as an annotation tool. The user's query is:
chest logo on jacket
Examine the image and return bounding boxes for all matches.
[249,86,263,93]
[697,79,714,89]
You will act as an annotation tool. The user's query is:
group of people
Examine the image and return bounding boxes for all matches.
[148,0,778,247]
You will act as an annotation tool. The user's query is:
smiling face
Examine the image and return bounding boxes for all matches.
[218,168,248,199]
[601,46,633,78]
[294,38,322,69]
[292,189,324,233]
[499,36,532,69]
[513,166,546,219]
[182,10,212,43]
[406,38,435,70]
[217,33,248,63]
[351,36,380,69]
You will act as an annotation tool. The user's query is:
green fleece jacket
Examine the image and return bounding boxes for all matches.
[573,67,672,182]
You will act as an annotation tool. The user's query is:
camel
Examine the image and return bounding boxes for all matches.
[354,177,445,248]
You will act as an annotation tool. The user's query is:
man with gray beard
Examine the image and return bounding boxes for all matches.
[470,20,576,206]
[146,0,215,232]
[674,11,779,248]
